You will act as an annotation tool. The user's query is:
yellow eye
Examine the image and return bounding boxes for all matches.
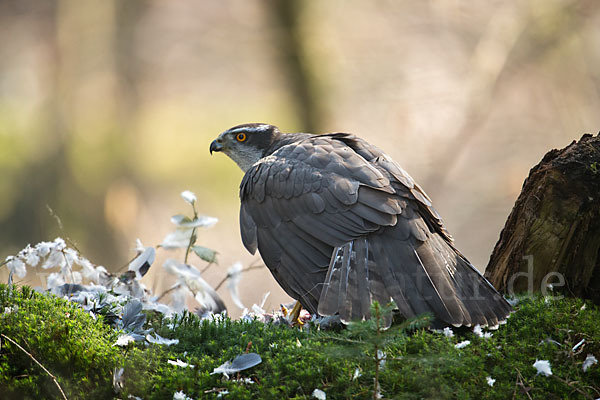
[236,132,247,142]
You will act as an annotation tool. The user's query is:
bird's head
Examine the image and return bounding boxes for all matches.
[210,123,280,171]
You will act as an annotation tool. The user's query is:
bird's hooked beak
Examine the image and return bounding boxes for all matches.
[209,138,223,155]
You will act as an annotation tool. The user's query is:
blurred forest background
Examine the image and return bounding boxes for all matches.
[1,0,599,316]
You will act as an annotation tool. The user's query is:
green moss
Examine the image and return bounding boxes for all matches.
[1,285,599,399]
[0,285,124,399]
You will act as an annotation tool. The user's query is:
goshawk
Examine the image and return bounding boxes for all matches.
[210,123,511,327]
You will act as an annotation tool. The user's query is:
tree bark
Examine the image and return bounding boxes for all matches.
[484,133,600,304]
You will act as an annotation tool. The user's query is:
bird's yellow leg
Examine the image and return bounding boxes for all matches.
[288,300,304,326]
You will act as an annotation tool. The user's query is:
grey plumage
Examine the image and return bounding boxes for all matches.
[210,123,511,327]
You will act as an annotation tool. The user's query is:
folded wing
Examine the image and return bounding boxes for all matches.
[240,134,511,327]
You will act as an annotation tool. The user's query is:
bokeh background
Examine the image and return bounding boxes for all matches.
[1,0,599,316]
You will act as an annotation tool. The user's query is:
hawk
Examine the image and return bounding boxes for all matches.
[210,123,511,327]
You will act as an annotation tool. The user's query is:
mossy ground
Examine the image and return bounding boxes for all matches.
[0,284,598,399]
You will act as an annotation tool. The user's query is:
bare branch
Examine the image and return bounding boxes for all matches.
[214,264,265,292]
[156,283,182,302]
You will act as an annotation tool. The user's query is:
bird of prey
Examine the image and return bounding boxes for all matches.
[210,123,511,327]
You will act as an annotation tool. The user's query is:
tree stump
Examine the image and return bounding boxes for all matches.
[484,133,600,304]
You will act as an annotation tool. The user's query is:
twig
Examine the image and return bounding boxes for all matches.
[184,202,199,265]
[514,368,532,400]
[156,283,182,302]
[60,250,76,285]
[200,261,215,274]
[46,205,64,231]
[1,334,68,400]
[62,237,83,256]
[214,264,265,291]
[183,226,197,265]
[583,384,600,398]
[114,252,141,276]
[552,375,594,400]
[512,368,519,400]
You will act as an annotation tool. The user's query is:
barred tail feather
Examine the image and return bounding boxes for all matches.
[317,228,512,327]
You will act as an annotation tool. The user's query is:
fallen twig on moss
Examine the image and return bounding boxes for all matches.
[1,333,68,400]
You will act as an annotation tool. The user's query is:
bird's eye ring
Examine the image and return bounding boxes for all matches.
[236,133,247,142]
